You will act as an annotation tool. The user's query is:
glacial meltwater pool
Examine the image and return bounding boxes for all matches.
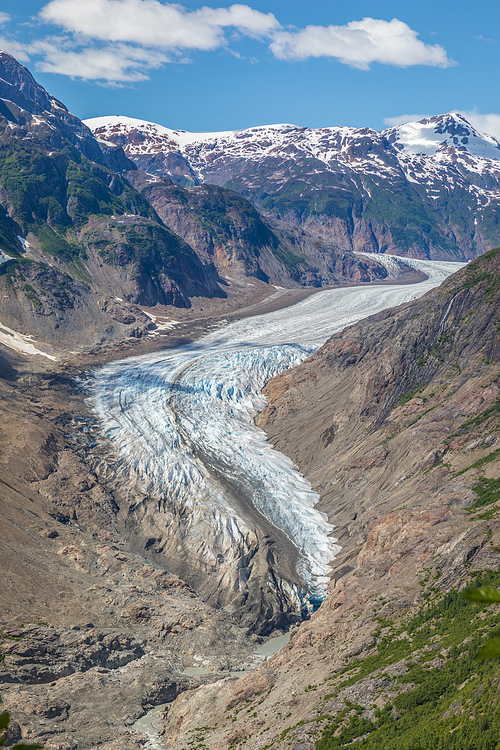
[132,631,293,748]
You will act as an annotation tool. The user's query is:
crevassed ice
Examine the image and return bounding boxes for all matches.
[90,256,463,601]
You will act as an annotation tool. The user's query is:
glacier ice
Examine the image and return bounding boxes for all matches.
[89,256,463,603]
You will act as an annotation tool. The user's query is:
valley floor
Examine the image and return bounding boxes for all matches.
[0,259,475,750]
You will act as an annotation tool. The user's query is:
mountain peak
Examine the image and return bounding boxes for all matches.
[384,112,500,160]
[0,50,63,117]
[0,51,109,163]
[86,110,500,261]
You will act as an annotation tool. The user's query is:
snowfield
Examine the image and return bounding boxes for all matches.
[89,257,463,603]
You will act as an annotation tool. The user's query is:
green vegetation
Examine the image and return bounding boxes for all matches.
[91,220,191,275]
[0,211,21,257]
[476,207,500,248]
[67,258,93,284]
[0,125,220,304]
[0,143,56,222]
[198,196,277,254]
[459,397,500,432]
[22,284,41,308]
[158,182,281,263]
[0,257,25,283]
[36,224,80,261]
[249,166,500,257]
[272,244,307,271]
[396,384,426,407]
[463,586,500,658]
[65,158,152,226]
[362,182,456,255]
[461,247,500,294]
[317,571,500,750]
[309,192,363,222]
[0,133,155,265]
[0,696,42,749]
[467,477,500,519]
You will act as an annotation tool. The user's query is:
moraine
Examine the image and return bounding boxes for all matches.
[89,256,463,624]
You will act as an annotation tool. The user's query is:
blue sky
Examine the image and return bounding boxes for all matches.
[1,0,499,136]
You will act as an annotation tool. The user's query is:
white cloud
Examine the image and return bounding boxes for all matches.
[383,113,431,127]
[0,14,32,62]
[196,4,280,37]
[34,41,168,82]
[457,110,500,141]
[34,0,280,81]
[39,0,279,50]
[384,111,500,141]
[0,37,32,62]
[270,17,454,69]
[4,3,452,83]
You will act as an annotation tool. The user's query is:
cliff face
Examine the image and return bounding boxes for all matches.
[128,171,391,288]
[162,249,500,749]
[0,53,399,357]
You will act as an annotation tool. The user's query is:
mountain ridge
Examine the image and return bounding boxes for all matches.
[86,112,500,164]
[0,51,399,360]
[3,49,500,750]
[88,112,500,261]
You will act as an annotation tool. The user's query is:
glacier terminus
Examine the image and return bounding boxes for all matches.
[89,256,463,629]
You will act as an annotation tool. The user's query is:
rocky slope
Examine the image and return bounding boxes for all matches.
[88,114,500,261]
[126,171,390,288]
[160,248,500,749]
[0,52,398,360]
[0,53,229,352]
[0,339,270,750]
[3,50,500,750]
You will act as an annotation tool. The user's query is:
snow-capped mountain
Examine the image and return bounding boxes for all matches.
[0,48,396,351]
[86,113,500,260]
[88,112,500,167]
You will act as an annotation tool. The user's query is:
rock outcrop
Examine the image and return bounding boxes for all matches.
[0,52,227,351]
[0,52,403,358]
[127,170,391,289]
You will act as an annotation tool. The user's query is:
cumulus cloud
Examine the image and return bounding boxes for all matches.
[39,0,279,50]
[0,12,33,62]
[0,38,32,62]
[34,0,281,81]
[270,17,454,69]
[5,2,454,83]
[35,40,169,82]
[384,111,500,141]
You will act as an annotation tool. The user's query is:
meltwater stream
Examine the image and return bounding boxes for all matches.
[90,257,463,604]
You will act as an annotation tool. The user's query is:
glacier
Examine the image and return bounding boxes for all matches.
[89,256,463,606]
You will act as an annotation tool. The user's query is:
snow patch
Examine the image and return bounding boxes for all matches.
[17,236,30,250]
[388,114,500,160]
[0,323,58,360]
[85,113,500,209]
